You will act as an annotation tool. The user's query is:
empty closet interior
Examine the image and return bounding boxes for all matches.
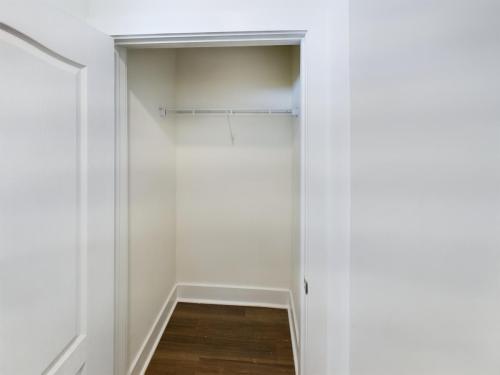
[123,44,302,372]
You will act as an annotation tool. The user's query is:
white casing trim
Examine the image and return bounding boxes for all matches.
[114,46,129,375]
[113,30,306,48]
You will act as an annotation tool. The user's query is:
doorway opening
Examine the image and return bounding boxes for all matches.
[114,31,307,375]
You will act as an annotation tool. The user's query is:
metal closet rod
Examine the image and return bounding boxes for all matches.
[159,107,297,116]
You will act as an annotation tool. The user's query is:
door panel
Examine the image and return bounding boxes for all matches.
[0,25,87,375]
[0,3,114,375]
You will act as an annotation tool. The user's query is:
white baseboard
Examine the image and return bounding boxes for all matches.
[129,282,299,375]
[288,291,300,375]
[288,291,300,346]
[128,284,178,375]
[176,282,290,308]
[287,308,299,375]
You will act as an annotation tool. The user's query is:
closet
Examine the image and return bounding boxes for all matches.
[121,44,302,374]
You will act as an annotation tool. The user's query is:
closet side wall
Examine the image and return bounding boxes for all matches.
[175,46,294,289]
[127,49,177,368]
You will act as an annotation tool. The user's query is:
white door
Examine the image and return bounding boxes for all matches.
[0,2,115,374]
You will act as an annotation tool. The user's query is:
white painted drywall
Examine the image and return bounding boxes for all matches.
[350,1,500,374]
[86,2,351,374]
[127,49,177,370]
[327,1,352,374]
[17,0,88,19]
[175,47,294,289]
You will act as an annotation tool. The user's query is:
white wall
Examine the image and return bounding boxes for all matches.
[175,47,294,289]
[86,2,351,374]
[127,49,177,369]
[45,0,88,18]
[18,0,88,19]
[350,1,500,374]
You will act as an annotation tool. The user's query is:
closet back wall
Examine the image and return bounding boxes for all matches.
[175,46,295,289]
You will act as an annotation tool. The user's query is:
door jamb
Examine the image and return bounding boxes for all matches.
[114,30,308,375]
[114,45,129,375]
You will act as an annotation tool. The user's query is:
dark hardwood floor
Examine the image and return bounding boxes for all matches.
[145,303,295,375]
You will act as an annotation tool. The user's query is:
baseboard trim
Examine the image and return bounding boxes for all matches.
[176,282,290,309]
[288,291,300,345]
[288,291,300,374]
[127,284,178,375]
[287,307,299,375]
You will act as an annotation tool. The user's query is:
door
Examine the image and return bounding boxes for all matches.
[0,2,115,374]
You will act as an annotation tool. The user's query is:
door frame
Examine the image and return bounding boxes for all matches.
[113,30,309,375]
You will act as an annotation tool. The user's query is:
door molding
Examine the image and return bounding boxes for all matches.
[114,46,129,375]
[113,30,305,48]
[113,31,308,375]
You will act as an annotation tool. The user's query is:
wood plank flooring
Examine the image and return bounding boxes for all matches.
[145,303,295,375]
